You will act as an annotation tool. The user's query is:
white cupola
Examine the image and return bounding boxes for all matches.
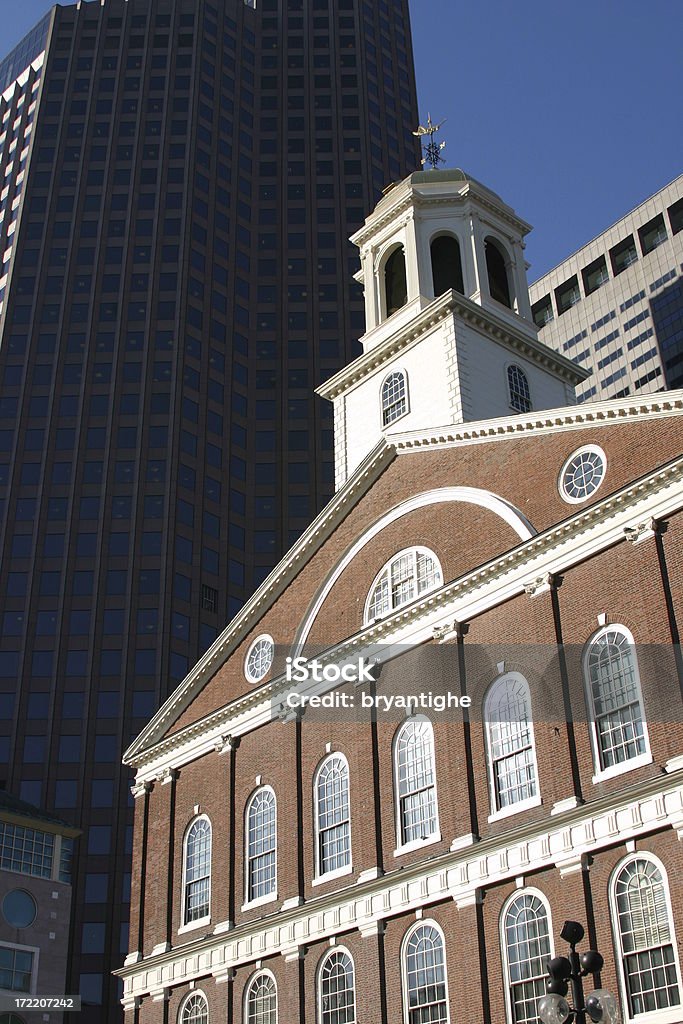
[318,169,589,487]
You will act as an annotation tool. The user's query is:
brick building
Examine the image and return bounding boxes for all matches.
[118,171,683,1024]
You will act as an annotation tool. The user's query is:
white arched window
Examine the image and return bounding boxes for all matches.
[381,370,408,426]
[245,971,277,1024]
[501,890,553,1024]
[507,364,532,413]
[179,991,209,1024]
[182,816,211,926]
[365,547,442,624]
[315,754,351,877]
[246,787,277,903]
[319,948,356,1024]
[394,718,439,849]
[484,673,539,816]
[584,626,650,779]
[402,922,449,1024]
[611,855,682,1020]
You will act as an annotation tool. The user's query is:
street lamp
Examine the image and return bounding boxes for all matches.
[538,920,620,1024]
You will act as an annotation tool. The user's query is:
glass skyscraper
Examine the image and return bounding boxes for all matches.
[0,0,419,1018]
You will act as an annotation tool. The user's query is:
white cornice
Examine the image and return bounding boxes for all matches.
[317,291,587,402]
[117,773,683,1005]
[391,391,683,451]
[127,452,683,779]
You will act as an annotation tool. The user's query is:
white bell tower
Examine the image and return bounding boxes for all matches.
[318,169,589,488]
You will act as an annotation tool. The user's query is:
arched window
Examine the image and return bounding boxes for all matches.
[394,718,439,847]
[611,855,681,1018]
[403,922,449,1024]
[315,754,351,877]
[485,238,512,308]
[245,972,277,1024]
[584,626,649,776]
[319,949,356,1024]
[502,891,553,1024]
[182,816,211,925]
[246,787,277,903]
[431,234,464,296]
[384,246,408,317]
[381,370,408,426]
[365,547,442,624]
[484,673,539,814]
[179,992,209,1024]
[507,364,532,413]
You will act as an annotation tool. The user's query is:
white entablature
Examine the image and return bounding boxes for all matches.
[319,169,589,487]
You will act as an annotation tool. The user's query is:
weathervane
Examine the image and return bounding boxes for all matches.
[413,113,446,170]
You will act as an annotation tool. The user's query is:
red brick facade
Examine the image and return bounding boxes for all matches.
[120,407,683,1024]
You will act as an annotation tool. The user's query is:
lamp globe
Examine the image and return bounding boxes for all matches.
[538,993,571,1024]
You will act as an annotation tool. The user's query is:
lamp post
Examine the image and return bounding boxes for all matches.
[538,920,621,1024]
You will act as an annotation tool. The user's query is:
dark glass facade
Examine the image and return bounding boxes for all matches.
[0,0,420,1019]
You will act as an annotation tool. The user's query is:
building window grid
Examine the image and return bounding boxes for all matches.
[0,823,54,879]
[319,949,356,1024]
[507,364,532,413]
[246,788,276,902]
[485,676,538,811]
[246,972,277,1024]
[183,817,211,925]
[366,548,442,623]
[614,857,681,1018]
[503,893,552,1024]
[316,755,351,876]
[179,991,209,1024]
[403,924,449,1024]
[381,370,407,425]
[587,629,647,771]
[0,944,34,993]
[395,719,438,846]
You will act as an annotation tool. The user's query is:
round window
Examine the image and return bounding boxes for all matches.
[244,634,274,684]
[559,445,607,503]
[2,889,37,929]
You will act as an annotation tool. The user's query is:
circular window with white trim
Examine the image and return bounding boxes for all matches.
[244,634,274,684]
[559,445,607,503]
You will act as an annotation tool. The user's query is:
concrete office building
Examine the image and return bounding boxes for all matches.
[529,175,683,402]
[0,0,419,1018]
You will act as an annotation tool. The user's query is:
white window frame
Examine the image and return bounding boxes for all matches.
[484,672,541,822]
[244,969,278,1024]
[506,363,532,414]
[393,716,441,856]
[317,946,357,1024]
[558,444,607,504]
[313,753,352,885]
[583,624,652,783]
[500,888,555,1024]
[610,853,683,1024]
[243,787,277,910]
[401,920,450,1024]
[178,990,209,1024]
[244,634,275,685]
[380,369,409,427]
[179,815,212,932]
[364,546,443,625]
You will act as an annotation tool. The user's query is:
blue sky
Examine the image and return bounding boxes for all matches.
[2,1,682,277]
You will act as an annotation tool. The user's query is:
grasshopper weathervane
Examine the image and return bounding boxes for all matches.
[413,114,446,170]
